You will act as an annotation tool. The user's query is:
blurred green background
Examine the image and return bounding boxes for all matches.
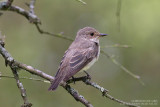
[0,0,160,107]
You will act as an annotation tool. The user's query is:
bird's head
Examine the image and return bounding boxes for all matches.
[76,27,107,42]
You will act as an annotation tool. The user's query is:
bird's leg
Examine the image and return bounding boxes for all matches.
[66,72,91,84]
[84,71,91,80]
[71,76,76,84]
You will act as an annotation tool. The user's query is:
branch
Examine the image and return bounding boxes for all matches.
[0,0,72,40]
[101,50,144,85]
[0,33,32,107]
[0,1,142,106]
[34,23,142,85]
[0,34,140,107]
[84,80,139,107]
[0,75,50,83]
[35,24,73,41]
[63,84,93,107]
[9,5,40,24]
[0,0,40,24]
[0,75,93,107]
[67,76,139,107]
[0,74,140,107]
[35,24,142,85]
[102,44,131,48]
[0,0,74,41]
[0,1,142,86]
[0,35,93,107]
[10,67,32,107]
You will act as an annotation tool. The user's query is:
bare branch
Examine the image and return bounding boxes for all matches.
[103,93,140,107]
[10,68,32,107]
[0,1,139,84]
[35,24,73,41]
[9,5,40,24]
[67,76,139,107]
[101,50,144,85]
[0,75,50,83]
[85,80,139,107]
[0,37,93,107]
[0,34,31,106]
[0,34,140,107]
[63,84,93,107]
[18,63,54,81]
[1,74,140,107]
[0,0,73,40]
[35,24,141,84]
[0,0,40,24]
[0,1,143,106]
[0,75,93,107]
[102,44,131,48]
[35,23,142,85]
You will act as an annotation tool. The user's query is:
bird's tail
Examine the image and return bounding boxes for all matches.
[48,76,64,91]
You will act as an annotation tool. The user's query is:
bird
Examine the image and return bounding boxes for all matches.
[48,27,107,91]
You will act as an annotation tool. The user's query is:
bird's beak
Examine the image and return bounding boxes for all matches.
[99,33,108,37]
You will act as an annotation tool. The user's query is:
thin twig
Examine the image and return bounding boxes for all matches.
[35,24,141,85]
[0,39,93,107]
[10,67,32,107]
[35,23,142,86]
[0,35,139,107]
[9,5,40,24]
[84,80,139,107]
[0,0,139,85]
[0,0,142,106]
[17,63,54,81]
[0,0,72,40]
[1,74,139,107]
[0,34,32,106]
[0,0,40,24]
[101,50,144,85]
[35,24,73,41]
[0,75,50,83]
[0,74,93,107]
[67,76,139,107]
[0,1,72,40]
[102,44,131,48]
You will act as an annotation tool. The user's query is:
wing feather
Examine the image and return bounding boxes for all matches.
[64,47,98,81]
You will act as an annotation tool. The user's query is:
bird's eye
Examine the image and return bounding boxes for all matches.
[90,33,94,36]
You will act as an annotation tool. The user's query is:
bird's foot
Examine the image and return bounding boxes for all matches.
[84,71,91,81]
[71,76,76,84]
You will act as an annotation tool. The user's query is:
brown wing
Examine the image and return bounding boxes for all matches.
[48,50,69,91]
[63,47,98,81]
[48,42,99,90]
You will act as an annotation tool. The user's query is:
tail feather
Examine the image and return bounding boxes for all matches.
[48,76,64,91]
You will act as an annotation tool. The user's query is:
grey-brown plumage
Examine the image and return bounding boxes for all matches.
[48,27,107,91]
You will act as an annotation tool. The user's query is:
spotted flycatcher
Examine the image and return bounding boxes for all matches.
[48,27,107,91]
